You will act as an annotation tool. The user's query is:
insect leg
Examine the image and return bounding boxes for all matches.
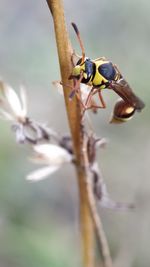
[82,87,106,113]
[69,72,84,100]
[87,88,106,109]
[98,90,106,108]
[84,87,96,109]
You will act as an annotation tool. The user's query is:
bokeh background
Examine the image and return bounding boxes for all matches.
[0,0,149,266]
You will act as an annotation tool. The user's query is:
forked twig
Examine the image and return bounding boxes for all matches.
[82,135,113,267]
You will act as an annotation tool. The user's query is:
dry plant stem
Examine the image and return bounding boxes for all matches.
[46,0,94,266]
[46,1,113,267]
[83,138,113,267]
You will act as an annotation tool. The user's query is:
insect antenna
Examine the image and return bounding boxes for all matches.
[71,22,86,63]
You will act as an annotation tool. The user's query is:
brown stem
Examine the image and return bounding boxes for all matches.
[82,135,113,267]
[46,0,94,266]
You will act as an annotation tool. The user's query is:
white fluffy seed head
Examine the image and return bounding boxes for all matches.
[27,144,73,182]
[0,80,27,122]
[32,144,73,165]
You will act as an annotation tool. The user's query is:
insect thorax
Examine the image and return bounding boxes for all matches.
[72,57,120,90]
[92,60,118,89]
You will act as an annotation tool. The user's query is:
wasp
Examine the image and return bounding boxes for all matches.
[69,22,145,115]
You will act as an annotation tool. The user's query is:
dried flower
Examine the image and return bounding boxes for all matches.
[86,134,134,210]
[0,80,53,144]
[0,80,27,122]
[87,135,107,164]
[27,143,73,181]
[59,135,74,155]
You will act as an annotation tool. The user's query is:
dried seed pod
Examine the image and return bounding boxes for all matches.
[110,99,136,123]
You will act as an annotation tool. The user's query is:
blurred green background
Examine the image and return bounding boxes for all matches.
[0,0,149,266]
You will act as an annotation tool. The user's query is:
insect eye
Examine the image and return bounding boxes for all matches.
[84,59,94,77]
[98,62,116,81]
[76,57,90,66]
[76,58,82,65]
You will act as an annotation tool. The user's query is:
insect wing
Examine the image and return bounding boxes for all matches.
[110,78,145,111]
